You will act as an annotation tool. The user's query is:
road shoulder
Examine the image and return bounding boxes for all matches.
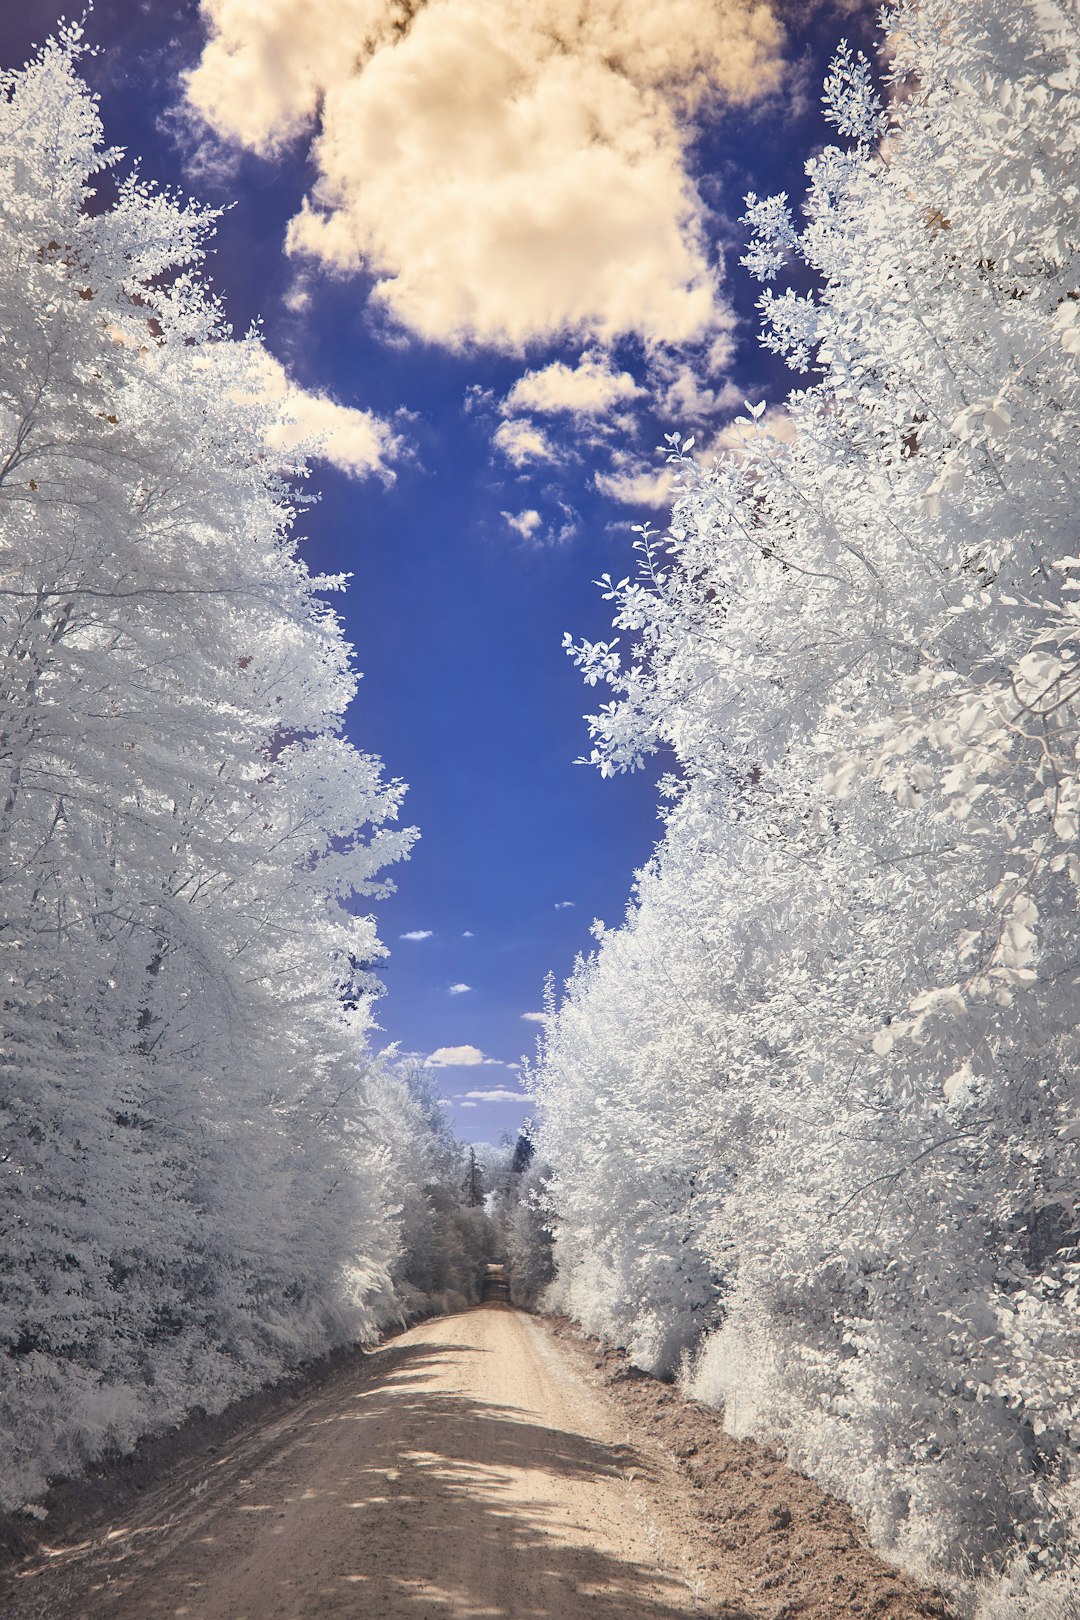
[541,1314,957,1620]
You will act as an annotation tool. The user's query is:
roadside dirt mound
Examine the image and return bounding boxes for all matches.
[545,1315,957,1620]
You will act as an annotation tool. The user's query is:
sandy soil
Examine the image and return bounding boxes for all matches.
[2,1307,738,1619]
[0,1306,955,1620]
[546,1317,955,1620]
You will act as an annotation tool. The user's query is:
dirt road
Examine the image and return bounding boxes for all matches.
[5,1307,740,1620]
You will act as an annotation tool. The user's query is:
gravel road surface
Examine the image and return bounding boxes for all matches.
[5,1307,738,1619]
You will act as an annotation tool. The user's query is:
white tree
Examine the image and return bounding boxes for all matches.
[0,30,417,1507]
[535,1,1080,1608]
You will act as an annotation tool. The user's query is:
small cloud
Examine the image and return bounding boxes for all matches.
[247,351,404,482]
[426,1044,500,1067]
[554,900,575,910]
[547,501,580,546]
[505,350,643,420]
[593,451,674,509]
[492,416,558,467]
[283,273,313,314]
[159,102,242,191]
[501,508,543,542]
[521,1011,547,1022]
[462,930,475,939]
[400,929,434,941]
[647,348,741,422]
[460,1088,531,1103]
[459,1101,478,1109]
[464,383,495,414]
[448,982,473,995]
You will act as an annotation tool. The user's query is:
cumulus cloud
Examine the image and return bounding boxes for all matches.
[168,116,244,190]
[649,345,743,422]
[400,929,434,941]
[186,0,787,352]
[499,505,578,546]
[505,350,644,420]
[593,405,796,514]
[459,1088,531,1103]
[549,504,581,546]
[462,930,475,938]
[448,982,473,994]
[283,273,314,315]
[426,1044,500,1067]
[252,351,403,479]
[593,451,675,509]
[492,418,559,468]
[501,509,543,542]
[521,1011,547,1022]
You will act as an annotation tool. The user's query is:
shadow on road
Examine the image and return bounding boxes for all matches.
[3,1334,754,1619]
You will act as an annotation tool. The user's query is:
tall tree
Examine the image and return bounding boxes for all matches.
[535,2,1080,1609]
[0,30,416,1508]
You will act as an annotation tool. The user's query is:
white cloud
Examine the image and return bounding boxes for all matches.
[460,1088,531,1103]
[499,505,578,547]
[186,0,787,353]
[505,350,643,419]
[459,1100,478,1109]
[426,1044,500,1067]
[554,899,576,910]
[492,417,558,468]
[250,351,403,480]
[168,116,243,190]
[269,390,402,481]
[214,345,400,478]
[448,982,473,994]
[400,929,434,941]
[552,504,580,545]
[283,273,314,314]
[226,349,403,479]
[648,345,743,422]
[462,930,475,938]
[464,384,495,414]
[593,451,674,509]
[521,1011,547,1022]
[501,509,543,542]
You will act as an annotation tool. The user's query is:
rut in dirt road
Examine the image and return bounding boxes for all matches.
[5,1307,742,1620]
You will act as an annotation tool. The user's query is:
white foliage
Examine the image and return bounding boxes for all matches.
[534,0,1080,1608]
[0,30,431,1509]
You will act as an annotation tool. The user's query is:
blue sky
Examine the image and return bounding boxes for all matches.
[1,0,872,1142]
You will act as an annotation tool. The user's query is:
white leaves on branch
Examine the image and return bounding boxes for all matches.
[0,32,432,1509]
[821,41,888,149]
[533,2,1080,1611]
